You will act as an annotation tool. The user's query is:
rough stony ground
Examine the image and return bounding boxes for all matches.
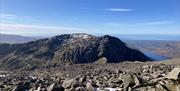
[0,59,180,91]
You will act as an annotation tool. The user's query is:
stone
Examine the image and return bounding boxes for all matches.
[13,82,27,91]
[142,65,150,69]
[162,80,180,91]
[134,86,154,91]
[108,82,119,88]
[111,79,123,84]
[64,87,75,91]
[155,84,168,91]
[62,79,80,89]
[79,76,86,83]
[128,87,132,91]
[177,84,180,91]
[52,84,64,91]
[94,57,107,64]
[86,83,94,91]
[71,79,80,88]
[75,86,86,91]
[134,76,147,87]
[62,79,75,89]
[133,76,141,86]
[46,83,55,91]
[166,68,180,80]
[123,74,135,91]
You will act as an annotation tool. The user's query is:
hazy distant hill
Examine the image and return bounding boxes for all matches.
[115,34,180,41]
[0,34,38,44]
[124,40,180,59]
[0,33,151,70]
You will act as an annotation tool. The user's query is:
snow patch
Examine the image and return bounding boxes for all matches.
[72,34,90,39]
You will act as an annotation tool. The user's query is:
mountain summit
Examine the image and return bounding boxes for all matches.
[0,33,151,70]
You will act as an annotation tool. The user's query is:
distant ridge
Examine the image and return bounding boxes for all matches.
[0,33,151,70]
[0,34,38,44]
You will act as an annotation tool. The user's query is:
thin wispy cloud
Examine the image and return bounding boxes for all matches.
[106,21,174,27]
[0,14,17,20]
[105,8,132,12]
[0,23,85,36]
[0,13,37,23]
[144,21,174,25]
[80,8,132,12]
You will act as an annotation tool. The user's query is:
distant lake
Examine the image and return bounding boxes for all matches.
[141,50,169,61]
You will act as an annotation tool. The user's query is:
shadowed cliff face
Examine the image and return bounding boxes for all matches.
[0,33,151,70]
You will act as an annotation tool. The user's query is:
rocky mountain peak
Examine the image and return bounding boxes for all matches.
[0,34,151,70]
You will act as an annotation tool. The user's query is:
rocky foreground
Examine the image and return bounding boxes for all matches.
[0,59,180,91]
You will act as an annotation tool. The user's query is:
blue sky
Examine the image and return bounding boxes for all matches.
[0,0,180,36]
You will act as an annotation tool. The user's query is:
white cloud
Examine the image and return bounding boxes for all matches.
[105,8,132,12]
[0,23,85,36]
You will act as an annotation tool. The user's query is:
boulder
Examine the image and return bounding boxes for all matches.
[94,57,107,64]
[123,74,135,91]
[64,87,75,91]
[134,86,156,91]
[86,83,94,91]
[46,83,55,91]
[62,79,74,89]
[79,76,86,83]
[155,84,168,91]
[123,74,147,91]
[62,79,79,89]
[166,68,180,80]
[47,83,64,91]
[162,80,180,91]
[75,86,86,91]
[13,81,30,91]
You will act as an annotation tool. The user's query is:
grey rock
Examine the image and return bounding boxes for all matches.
[94,57,107,64]
[166,68,180,80]
[86,83,94,91]
[123,74,135,91]
[46,83,55,91]
[62,79,75,89]
[155,84,168,91]
[75,86,86,91]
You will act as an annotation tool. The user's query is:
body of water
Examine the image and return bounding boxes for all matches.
[141,50,169,61]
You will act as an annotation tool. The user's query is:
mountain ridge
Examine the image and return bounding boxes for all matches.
[0,34,38,44]
[0,33,151,70]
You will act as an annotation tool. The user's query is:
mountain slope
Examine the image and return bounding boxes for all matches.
[0,33,151,70]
